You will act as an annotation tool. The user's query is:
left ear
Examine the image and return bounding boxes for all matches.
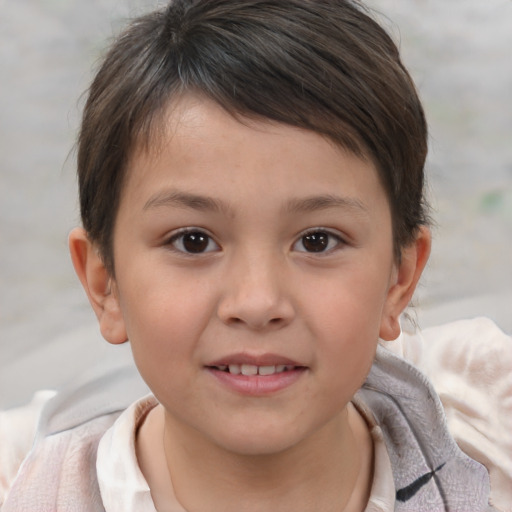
[379,226,431,341]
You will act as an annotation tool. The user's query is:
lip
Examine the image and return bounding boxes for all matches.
[207,352,302,367]
[205,352,308,396]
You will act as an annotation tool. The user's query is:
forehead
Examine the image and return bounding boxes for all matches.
[121,95,389,217]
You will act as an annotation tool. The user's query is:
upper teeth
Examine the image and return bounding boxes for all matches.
[217,364,294,375]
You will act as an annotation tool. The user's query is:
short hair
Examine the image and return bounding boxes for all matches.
[77,0,429,275]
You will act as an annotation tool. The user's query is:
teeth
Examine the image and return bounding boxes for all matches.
[241,364,258,376]
[228,364,241,375]
[258,365,276,376]
[218,364,296,375]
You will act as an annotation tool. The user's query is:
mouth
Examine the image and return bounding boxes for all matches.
[207,364,302,376]
[205,355,307,395]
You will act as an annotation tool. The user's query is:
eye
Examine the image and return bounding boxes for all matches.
[293,229,344,253]
[167,229,220,254]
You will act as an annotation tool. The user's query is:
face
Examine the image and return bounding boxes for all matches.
[110,95,399,456]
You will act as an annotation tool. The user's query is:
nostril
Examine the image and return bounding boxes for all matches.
[217,293,295,330]
[225,315,285,330]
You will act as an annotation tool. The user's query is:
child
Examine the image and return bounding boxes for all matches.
[1,1,510,510]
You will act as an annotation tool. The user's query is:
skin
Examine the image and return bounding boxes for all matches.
[70,95,430,511]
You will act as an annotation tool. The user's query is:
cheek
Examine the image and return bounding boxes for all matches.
[302,264,389,378]
[117,273,216,381]
[314,294,380,374]
[118,257,213,334]
[311,300,379,411]
[305,263,390,336]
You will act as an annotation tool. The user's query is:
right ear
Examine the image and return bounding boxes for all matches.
[68,227,128,345]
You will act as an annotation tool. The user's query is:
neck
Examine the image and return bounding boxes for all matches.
[138,403,373,512]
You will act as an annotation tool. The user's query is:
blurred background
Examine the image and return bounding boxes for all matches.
[1,0,511,408]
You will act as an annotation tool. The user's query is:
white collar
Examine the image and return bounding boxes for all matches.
[96,395,395,512]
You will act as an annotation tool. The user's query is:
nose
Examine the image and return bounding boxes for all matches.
[217,250,295,331]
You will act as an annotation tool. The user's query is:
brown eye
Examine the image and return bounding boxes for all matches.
[169,230,219,254]
[293,230,343,253]
[182,232,209,252]
[302,232,329,252]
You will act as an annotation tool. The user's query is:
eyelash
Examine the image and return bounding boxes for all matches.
[164,228,346,256]
[292,228,346,254]
[165,228,220,255]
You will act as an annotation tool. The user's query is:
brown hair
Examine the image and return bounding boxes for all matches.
[77,0,429,274]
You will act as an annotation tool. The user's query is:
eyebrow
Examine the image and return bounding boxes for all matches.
[143,190,368,217]
[143,190,232,215]
[285,194,369,216]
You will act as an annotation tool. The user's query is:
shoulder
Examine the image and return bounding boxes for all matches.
[418,316,511,375]
[361,342,494,511]
[0,363,149,511]
[404,318,512,512]
[0,390,56,507]
[408,318,512,447]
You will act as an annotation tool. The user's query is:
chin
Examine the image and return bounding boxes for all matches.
[220,435,299,458]
[207,418,311,458]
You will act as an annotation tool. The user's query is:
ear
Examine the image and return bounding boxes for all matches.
[68,227,128,345]
[379,226,431,341]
